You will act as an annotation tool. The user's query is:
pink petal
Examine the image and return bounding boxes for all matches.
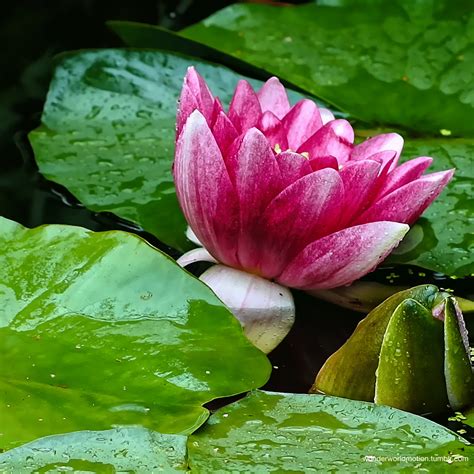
[351,133,404,170]
[356,169,454,225]
[339,160,381,225]
[177,67,214,137]
[363,151,398,199]
[276,151,312,188]
[258,111,288,150]
[174,110,240,266]
[258,168,344,278]
[199,264,295,353]
[309,155,339,172]
[209,97,224,126]
[277,222,409,290]
[375,156,433,199]
[319,108,335,124]
[228,80,262,133]
[212,110,239,155]
[298,119,354,165]
[282,99,323,150]
[360,151,398,180]
[257,77,291,119]
[229,128,283,269]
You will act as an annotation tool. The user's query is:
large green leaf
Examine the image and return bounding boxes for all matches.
[389,139,474,276]
[181,1,474,136]
[107,21,278,86]
[188,391,473,472]
[29,49,303,252]
[0,217,270,450]
[0,428,187,473]
[3,392,471,471]
[28,49,194,251]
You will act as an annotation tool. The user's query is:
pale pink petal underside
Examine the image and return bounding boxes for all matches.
[200,264,295,353]
[185,226,202,246]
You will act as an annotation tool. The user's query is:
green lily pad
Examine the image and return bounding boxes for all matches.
[388,139,474,277]
[107,21,277,86]
[29,49,305,252]
[181,1,474,136]
[375,298,447,414]
[0,428,187,473]
[444,298,474,409]
[188,391,473,472]
[314,285,439,401]
[0,217,270,450]
[2,391,472,471]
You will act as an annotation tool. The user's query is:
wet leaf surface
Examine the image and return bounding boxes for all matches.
[0,217,270,450]
[3,391,471,472]
[188,391,473,472]
[182,1,474,136]
[388,139,474,277]
[0,428,187,473]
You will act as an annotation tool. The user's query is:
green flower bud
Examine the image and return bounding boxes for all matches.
[312,285,474,415]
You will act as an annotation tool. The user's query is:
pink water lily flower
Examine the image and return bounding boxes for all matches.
[174,67,453,292]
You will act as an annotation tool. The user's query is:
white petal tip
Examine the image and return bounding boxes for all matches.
[176,248,217,268]
[185,226,203,246]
